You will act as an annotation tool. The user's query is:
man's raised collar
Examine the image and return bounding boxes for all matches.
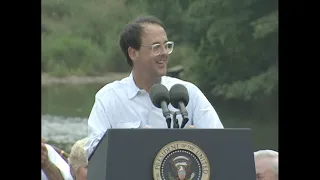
[127,71,141,99]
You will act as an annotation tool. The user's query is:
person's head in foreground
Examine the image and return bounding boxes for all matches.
[254,149,278,180]
[119,15,174,88]
[68,138,89,180]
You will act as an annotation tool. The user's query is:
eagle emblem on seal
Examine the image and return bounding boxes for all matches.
[169,156,195,180]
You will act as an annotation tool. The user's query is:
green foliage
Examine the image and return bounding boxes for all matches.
[42,0,278,121]
[42,0,148,75]
[168,45,198,71]
[211,66,278,101]
[42,35,105,76]
[251,10,278,39]
[184,0,278,102]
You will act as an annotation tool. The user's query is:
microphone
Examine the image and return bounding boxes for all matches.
[169,84,189,128]
[149,83,172,128]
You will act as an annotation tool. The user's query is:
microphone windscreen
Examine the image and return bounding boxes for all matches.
[169,84,189,109]
[149,83,170,108]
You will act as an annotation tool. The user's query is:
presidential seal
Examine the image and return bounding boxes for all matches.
[153,141,210,180]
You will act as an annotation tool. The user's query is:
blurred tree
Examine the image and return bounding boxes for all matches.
[185,0,278,103]
[42,0,278,121]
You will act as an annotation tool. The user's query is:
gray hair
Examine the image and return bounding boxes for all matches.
[254,149,278,176]
[68,138,89,174]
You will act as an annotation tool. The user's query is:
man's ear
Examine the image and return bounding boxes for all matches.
[128,47,139,62]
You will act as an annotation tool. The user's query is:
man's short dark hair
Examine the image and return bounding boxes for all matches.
[119,16,164,67]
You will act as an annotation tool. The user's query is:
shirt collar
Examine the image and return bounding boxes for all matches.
[127,71,164,99]
[127,71,141,99]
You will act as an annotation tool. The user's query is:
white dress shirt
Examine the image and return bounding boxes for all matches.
[41,144,73,180]
[85,72,224,157]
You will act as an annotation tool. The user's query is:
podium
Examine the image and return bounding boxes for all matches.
[88,128,256,180]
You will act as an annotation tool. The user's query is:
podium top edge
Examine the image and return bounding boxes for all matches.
[108,128,252,131]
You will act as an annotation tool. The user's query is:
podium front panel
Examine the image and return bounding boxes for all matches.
[88,128,256,180]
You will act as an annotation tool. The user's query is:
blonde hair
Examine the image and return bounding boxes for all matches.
[68,138,89,174]
[254,149,278,176]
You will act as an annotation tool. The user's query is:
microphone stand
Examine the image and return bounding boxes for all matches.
[173,111,180,128]
[172,110,189,129]
[168,111,189,129]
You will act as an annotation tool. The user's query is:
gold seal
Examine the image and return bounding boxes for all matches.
[153,141,210,180]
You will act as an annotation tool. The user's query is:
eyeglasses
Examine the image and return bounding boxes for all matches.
[141,41,174,56]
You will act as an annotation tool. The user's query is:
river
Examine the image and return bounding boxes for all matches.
[41,81,278,153]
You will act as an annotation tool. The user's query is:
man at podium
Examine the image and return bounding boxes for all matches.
[85,15,224,158]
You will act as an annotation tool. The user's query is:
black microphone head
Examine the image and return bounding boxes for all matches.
[149,83,170,108]
[169,84,189,109]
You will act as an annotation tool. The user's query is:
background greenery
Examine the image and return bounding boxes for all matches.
[42,0,278,151]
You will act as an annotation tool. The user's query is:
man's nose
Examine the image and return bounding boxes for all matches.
[160,47,169,56]
[160,45,169,54]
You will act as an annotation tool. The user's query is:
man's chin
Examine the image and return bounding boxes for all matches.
[157,69,167,77]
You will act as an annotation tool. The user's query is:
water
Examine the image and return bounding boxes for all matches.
[41,83,278,153]
[42,83,104,152]
[41,114,88,151]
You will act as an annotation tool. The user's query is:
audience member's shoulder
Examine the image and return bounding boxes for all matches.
[162,76,199,91]
[44,144,59,158]
[95,75,131,100]
[44,143,54,152]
